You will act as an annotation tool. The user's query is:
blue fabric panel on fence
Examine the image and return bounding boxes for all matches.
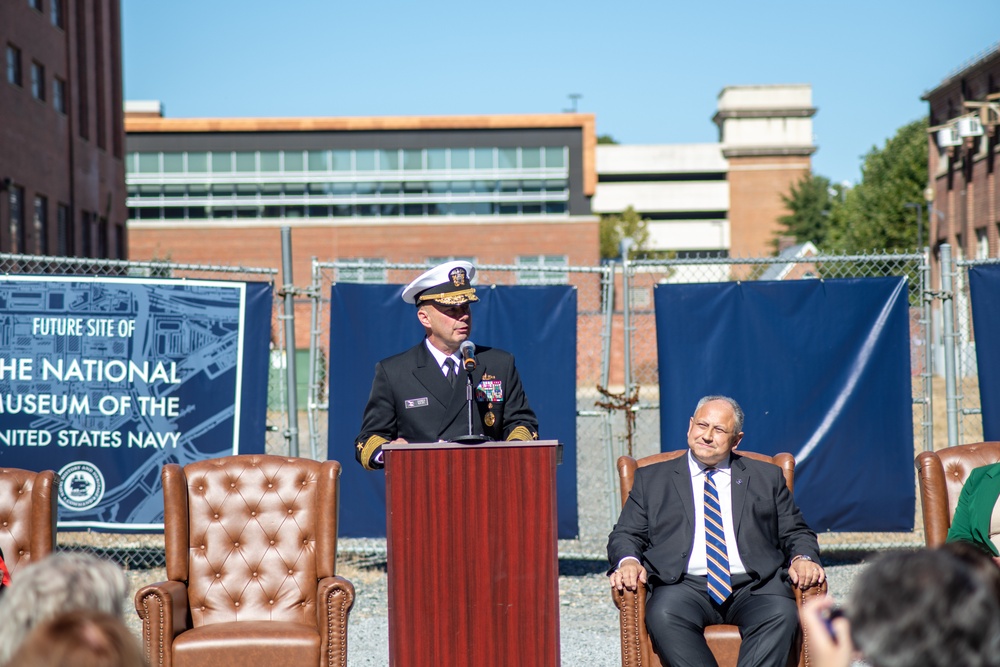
[969,265,1000,440]
[655,277,914,532]
[0,277,271,530]
[330,283,578,538]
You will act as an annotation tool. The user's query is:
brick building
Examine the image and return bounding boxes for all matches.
[924,44,1000,269]
[123,107,601,323]
[0,0,126,258]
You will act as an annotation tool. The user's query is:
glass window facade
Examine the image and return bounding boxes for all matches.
[30,61,44,100]
[7,45,22,87]
[126,146,571,221]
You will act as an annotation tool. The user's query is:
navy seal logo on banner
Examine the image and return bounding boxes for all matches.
[58,461,106,512]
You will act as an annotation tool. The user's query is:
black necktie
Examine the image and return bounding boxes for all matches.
[443,358,457,387]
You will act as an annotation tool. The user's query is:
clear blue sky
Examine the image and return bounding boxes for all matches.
[121,1,998,186]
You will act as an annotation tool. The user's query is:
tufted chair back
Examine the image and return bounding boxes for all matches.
[164,455,337,627]
[137,455,355,667]
[915,442,1000,547]
[0,468,58,576]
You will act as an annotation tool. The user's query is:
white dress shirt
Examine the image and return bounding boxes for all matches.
[423,338,461,378]
[686,451,746,576]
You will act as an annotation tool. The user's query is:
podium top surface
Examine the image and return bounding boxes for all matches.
[382,439,560,452]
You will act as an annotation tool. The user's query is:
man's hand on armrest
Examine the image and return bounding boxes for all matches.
[609,557,647,593]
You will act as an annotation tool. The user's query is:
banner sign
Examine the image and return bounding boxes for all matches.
[0,276,272,530]
[655,277,914,532]
[969,264,1000,440]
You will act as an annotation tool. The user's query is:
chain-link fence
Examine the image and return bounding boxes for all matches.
[4,246,982,562]
[306,253,933,552]
[620,251,931,551]
[0,252,284,569]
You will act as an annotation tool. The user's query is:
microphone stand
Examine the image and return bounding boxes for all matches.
[453,368,491,445]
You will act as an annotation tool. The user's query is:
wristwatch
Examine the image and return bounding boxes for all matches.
[790,555,813,565]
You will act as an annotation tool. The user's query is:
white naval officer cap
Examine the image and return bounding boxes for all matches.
[401,260,479,305]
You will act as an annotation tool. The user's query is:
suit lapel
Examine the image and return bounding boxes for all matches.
[669,456,695,534]
[730,455,748,536]
[411,342,452,408]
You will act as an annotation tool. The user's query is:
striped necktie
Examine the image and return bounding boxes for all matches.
[704,468,731,604]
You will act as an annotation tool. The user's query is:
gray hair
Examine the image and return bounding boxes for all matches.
[0,552,129,666]
[695,395,744,434]
[848,549,1000,667]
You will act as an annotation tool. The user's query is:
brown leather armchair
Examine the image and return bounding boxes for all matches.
[134,455,355,667]
[610,451,826,667]
[0,467,58,576]
[915,442,1000,547]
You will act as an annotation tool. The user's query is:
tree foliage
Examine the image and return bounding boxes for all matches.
[600,206,650,259]
[775,173,836,249]
[776,118,928,254]
[825,118,929,253]
[597,134,619,145]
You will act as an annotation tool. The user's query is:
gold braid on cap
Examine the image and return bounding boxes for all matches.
[505,426,536,441]
[358,434,388,470]
[417,289,479,305]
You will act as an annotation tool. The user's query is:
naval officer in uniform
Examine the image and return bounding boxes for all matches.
[355,260,538,470]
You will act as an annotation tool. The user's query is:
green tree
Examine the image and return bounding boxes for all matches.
[775,173,837,249]
[826,118,929,253]
[597,134,619,145]
[600,206,650,259]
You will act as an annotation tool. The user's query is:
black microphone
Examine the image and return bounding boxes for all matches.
[460,340,476,371]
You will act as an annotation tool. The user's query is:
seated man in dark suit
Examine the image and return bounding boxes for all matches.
[607,395,825,667]
[355,260,538,470]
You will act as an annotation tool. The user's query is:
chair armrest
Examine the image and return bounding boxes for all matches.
[795,580,828,667]
[612,586,659,667]
[134,580,191,667]
[317,575,356,667]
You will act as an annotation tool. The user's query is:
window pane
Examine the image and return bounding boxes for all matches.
[283,151,304,172]
[187,152,208,172]
[308,150,329,171]
[498,148,517,169]
[428,181,448,194]
[452,202,473,215]
[545,202,567,214]
[261,183,282,196]
[522,180,543,193]
[474,148,493,169]
[211,152,233,172]
[379,150,399,171]
[379,182,401,195]
[163,184,185,197]
[162,152,184,172]
[125,153,136,173]
[403,181,426,194]
[210,184,233,197]
[284,183,305,196]
[188,184,208,197]
[355,150,376,171]
[473,180,495,194]
[403,149,422,170]
[235,152,256,172]
[355,182,375,195]
[332,150,351,171]
[138,153,159,173]
[544,146,565,168]
[521,147,541,168]
[450,148,470,170]
[259,151,280,172]
[545,179,568,192]
[427,149,446,170]
[450,181,472,194]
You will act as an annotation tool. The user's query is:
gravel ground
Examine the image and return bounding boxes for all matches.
[332,541,868,666]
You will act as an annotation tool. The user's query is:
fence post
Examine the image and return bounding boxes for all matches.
[281,226,300,457]
[940,244,959,448]
[921,246,934,452]
[620,240,634,404]
[306,257,321,460]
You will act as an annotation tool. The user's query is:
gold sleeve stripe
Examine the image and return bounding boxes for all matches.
[506,426,535,441]
[360,435,388,470]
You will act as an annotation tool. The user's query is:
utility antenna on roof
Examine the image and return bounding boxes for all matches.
[564,94,582,113]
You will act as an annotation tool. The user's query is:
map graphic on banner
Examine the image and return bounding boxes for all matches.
[0,276,272,530]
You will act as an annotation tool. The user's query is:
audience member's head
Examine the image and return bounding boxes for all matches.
[0,552,129,666]
[847,548,1000,667]
[939,539,1000,600]
[6,609,146,667]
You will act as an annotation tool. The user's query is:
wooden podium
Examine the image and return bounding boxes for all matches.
[383,439,561,667]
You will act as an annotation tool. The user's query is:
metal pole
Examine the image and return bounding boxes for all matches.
[600,265,619,529]
[620,239,634,401]
[921,247,934,452]
[940,244,959,448]
[306,257,320,460]
[281,227,300,457]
